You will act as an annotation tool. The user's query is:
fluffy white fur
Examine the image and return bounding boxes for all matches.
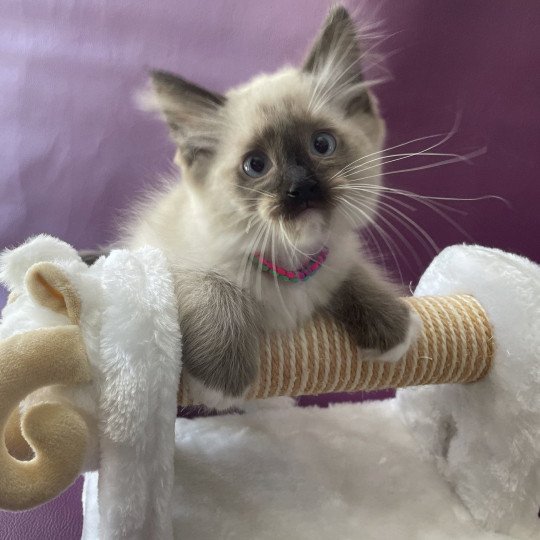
[85,248,181,540]
[0,234,82,293]
[171,399,515,540]
[398,245,540,538]
[0,236,182,540]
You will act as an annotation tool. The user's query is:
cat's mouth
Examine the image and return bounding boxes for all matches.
[291,202,317,217]
[281,199,329,221]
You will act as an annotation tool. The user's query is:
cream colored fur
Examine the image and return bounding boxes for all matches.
[127,67,385,330]
[124,6,417,406]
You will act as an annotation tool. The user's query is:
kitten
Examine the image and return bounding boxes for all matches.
[124,6,420,408]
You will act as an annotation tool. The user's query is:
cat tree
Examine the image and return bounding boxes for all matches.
[0,236,537,539]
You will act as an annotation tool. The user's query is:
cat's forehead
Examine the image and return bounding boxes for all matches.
[227,68,310,108]
[225,68,333,145]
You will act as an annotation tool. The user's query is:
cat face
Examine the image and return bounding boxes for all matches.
[146,6,385,252]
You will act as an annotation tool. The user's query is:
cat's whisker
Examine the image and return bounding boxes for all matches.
[357,195,439,259]
[244,232,264,291]
[206,209,259,237]
[270,229,295,325]
[339,187,468,253]
[238,219,267,290]
[245,212,260,234]
[336,196,405,283]
[349,190,417,212]
[275,216,340,275]
[255,222,273,301]
[340,195,423,270]
[279,222,310,265]
[340,149,473,178]
[237,185,276,198]
[240,197,264,203]
[247,220,270,293]
[330,119,463,181]
[339,187,456,228]
[277,218,317,261]
[336,204,357,228]
[351,185,507,207]
[209,216,248,235]
[339,183,487,240]
[342,150,485,181]
[331,133,449,180]
[347,150,461,168]
[345,184,455,228]
[277,218,297,264]
[237,229,258,289]
[336,184,467,215]
[336,205,387,272]
[338,147,486,183]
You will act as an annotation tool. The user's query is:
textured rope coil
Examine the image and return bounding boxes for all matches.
[178,295,494,405]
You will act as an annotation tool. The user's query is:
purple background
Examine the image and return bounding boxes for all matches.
[1,1,539,538]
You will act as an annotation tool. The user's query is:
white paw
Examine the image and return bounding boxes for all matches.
[365,311,423,363]
[188,377,246,411]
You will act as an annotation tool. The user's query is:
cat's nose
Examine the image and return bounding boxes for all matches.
[286,172,320,205]
[287,178,320,204]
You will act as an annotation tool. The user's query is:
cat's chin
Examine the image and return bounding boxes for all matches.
[296,207,321,220]
[288,209,329,253]
[287,209,319,231]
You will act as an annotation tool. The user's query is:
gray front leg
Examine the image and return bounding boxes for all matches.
[175,270,262,401]
[326,265,420,362]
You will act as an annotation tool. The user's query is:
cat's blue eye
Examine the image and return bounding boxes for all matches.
[242,152,271,178]
[311,132,336,156]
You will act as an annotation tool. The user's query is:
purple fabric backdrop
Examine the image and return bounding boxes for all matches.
[1,1,539,538]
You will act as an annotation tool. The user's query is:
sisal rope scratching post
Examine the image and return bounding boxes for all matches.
[178,295,494,405]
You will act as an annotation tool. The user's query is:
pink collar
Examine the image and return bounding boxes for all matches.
[251,247,329,283]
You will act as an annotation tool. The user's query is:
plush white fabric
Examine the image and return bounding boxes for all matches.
[0,234,87,338]
[167,245,538,540]
[0,233,82,293]
[84,248,181,540]
[0,236,182,540]
[398,245,540,538]
[171,399,513,540]
[2,238,538,539]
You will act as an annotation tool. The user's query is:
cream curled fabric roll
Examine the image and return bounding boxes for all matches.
[177,294,494,405]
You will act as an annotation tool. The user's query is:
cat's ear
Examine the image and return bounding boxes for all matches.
[145,70,226,165]
[303,6,372,115]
